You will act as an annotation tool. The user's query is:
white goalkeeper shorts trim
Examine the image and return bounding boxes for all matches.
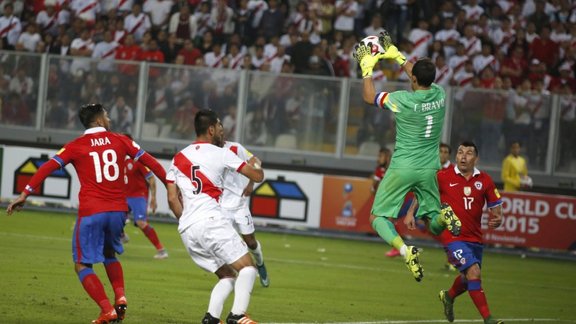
[179,216,249,273]
[222,205,255,235]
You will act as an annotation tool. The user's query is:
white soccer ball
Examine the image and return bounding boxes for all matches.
[520,176,533,188]
[360,35,386,56]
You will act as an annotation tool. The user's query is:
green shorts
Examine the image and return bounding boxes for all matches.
[371,168,440,219]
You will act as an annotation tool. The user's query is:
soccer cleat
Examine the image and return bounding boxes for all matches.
[257,263,269,287]
[154,249,169,259]
[120,232,129,244]
[439,290,454,322]
[202,312,223,324]
[91,309,118,324]
[114,296,127,321]
[440,203,462,236]
[385,248,401,257]
[404,246,423,282]
[484,317,504,324]
[226,312,258,324]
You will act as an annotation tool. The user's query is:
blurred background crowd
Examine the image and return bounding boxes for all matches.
[0,0,575,176]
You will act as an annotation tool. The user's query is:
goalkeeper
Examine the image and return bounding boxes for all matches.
[354,32,461,282]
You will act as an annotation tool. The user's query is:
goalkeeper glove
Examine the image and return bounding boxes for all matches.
[378,31,407,66]
[381,45,407,66]
[353,43,384,78]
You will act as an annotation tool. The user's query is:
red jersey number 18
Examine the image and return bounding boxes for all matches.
[89,150,120,183]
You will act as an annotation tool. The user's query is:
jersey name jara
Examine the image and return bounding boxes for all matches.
[415,98,445,113]
[91,137,111,147]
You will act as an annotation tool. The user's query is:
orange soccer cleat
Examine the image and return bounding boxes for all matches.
[91,309,118,324]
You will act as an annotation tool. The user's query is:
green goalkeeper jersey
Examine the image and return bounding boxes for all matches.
[374,83,445,170]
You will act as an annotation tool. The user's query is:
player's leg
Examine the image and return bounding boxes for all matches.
[103,211,128,320]
[180,221,233,323]
[206,217,258,322]
[462,244,502,324]
[413,171,461,236]
[386,196,414,258]
[371,169,423,281]
[129,197,167,258]
[203,265,236,324]
[72,213,117,323]
[235,207,269,287]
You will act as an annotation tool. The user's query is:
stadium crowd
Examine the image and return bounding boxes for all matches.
[0,0,575,158]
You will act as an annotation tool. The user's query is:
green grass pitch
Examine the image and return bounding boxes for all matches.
[1,211,575,323]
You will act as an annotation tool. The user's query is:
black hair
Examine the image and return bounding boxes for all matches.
[78,103,105,128]
[194,109,219,136]
[412,58,436,87]
[440,142,451,154]
[459,141,479,156]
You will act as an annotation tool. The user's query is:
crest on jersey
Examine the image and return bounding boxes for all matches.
[463,186,472,196]
[474,181,482,190]
[127,162,133,170]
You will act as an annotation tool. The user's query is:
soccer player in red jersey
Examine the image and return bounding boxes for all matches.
[6,104,167,324]
[123,134,167,259]
[124,154,168,258]
[406,141,504,324]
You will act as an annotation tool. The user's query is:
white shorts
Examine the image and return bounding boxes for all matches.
[179,216,249,273]
[222,206,255,235]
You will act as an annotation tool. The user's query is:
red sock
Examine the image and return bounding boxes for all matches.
[104,259,125,301]
[142,224,163,250]
[448,275,468,300]
[468,279,491,319]
[78,268,113,312]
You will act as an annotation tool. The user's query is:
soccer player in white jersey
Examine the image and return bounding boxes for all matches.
[221,140,270,287]
[166,109,263,324]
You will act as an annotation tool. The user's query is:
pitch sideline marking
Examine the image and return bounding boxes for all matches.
[265,319,575,324]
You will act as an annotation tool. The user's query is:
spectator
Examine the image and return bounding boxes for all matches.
[460,24,482,57]
[462,0,484,22]
[435,54,453,87]
[141,39,165,78]
[316,0,334,39]
[204,42,226,68]
[144,0,174,32]
[435,17,460,58]
[1,92,30,125]
[177,38,202,65]
[70,0,100,25]
[92,30,119,72]
[159,32,182,63]
[36,1,60,37]
[16,23,41,52]
[69,28,94,77]
[448,42,469,78]
[227,43,245,70]
[408,20,432,59]
[0,3,22,50]
[210,0,235,40]
[116,34,142,76]
[473,43,498,74]
[333,0,357,37]
[169,4,197,44]
[195,1,212,42]
[529,25,559,70]
[259,0,284,40]
[527,0,550,33]
[247,0,268,31]
[124,3,152,42]
[501,141,530,191]
[500,45,528,88]
[363,14,385,38]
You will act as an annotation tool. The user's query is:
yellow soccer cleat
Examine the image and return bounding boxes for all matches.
[439,290,454,322]
[441,203,462,236]
[405,246,423,282]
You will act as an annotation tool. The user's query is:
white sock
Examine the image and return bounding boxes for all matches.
[249,241,264,266]
[399,245,408,257]
[230,266,257,315]
[208,277,235,319]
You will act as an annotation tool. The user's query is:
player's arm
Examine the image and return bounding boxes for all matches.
[147,175,157,214]
[6,158,62,215]
[403,198,419,230]
[166,182,182,219]
[120,135,167,186]
[238,155,264,183]
[488,204,503,229]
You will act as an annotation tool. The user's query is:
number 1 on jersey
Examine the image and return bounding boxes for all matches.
[424,115,433,138]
